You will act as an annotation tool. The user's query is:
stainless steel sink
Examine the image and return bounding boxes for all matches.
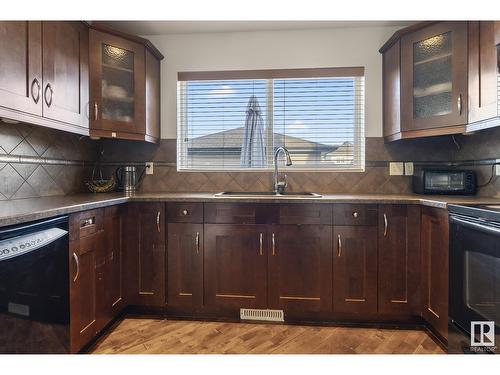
[214,191,322,198]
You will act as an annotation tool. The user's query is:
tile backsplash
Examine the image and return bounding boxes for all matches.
[0,121,99,200]
[99,135,458,195]
[2,120,500,200]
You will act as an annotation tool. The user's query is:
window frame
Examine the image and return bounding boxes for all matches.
[177,67,365,172]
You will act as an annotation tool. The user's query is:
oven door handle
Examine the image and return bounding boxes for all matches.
[450,215,500,236]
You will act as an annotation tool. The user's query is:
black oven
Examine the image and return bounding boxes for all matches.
[0,216,69,353]
[448,205,500,354]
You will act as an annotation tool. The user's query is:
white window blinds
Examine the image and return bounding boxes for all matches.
[177,68,365,171]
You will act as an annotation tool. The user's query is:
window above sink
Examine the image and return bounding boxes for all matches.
[177,67,366,172]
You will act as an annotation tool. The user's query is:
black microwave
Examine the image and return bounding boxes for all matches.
[412,169,477,195]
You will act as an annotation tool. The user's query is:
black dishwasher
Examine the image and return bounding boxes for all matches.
[0,216,69,353]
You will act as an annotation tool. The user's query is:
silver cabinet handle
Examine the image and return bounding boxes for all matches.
[259,233,263,256]
[383,213,388,237]
[94,102,98,121]
[31,78,40,104]
[457,94,462,115]
[182,209,189,216]
[352,212,359,218]
[156,211,161,233]
[72,252,80,282]
[337,234,342,257]
[272,232,276,256]
[44,83,53,107]
[196,232,200,253]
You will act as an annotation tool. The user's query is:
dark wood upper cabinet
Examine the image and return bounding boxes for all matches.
[400,22,468,133]
[89,25,163,143]
[268,225,332,314]
[167,223,204,314]
[0,21,89,135]
[468,21,499,125]
[204,224,268,314]
[0,21,163,140]
[421,207,449,341]
[0,21,42,117]
[125,202,166,307]
[378,205,421,316]
[333,226,378,315]
[42,22,89,131]
[382,21,500,141]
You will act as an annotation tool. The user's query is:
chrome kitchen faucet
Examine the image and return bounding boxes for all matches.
[273,146,293,194]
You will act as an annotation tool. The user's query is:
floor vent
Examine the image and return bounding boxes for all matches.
[240,308,284,322]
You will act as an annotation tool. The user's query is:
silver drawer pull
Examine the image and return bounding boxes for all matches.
[195,232,200,254]
[272,233,276,256]
[72,252,80,282]
[259,233,263,256]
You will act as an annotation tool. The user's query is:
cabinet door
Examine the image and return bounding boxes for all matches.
[468,21,499,123]
[42,22,89,129]
[167,223,203,313]
[96,206,125,330]
[268,225,332,314]
[204,224,267,313]
[378,205,421,315]
[333,226,378,314]
[89,29,145,135]
[69,234,100,353]
[125,203,165,307]
[421,207,449,340]
[401,22,468,131]
[0,21,42,116]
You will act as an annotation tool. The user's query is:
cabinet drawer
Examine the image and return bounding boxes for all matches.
[70,230,104,264]
[69,209,104,241]
[333,204,378,226]
[279,204,332,225]
[167,203,203,223]
[204,203,275,224]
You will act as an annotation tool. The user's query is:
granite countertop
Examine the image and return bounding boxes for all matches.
[1,192,500,227]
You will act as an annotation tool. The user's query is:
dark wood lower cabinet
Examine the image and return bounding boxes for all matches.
[378,205,421,315]
[421,207,449,341]
[69,232,101,353]
[204,224,268,313]
[333,226,378,315]
[65,201,452,352]
[268,225,332,314]
[95,206,125,332]
[125,203,166,307]
[167,223,203,314]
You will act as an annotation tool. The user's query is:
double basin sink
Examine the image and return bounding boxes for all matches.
[214,191,322,198]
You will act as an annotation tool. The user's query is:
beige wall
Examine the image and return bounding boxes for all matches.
[146,25,401,139]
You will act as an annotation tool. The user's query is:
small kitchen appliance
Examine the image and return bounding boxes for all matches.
[413,169,476,195]
[115,165,144,193]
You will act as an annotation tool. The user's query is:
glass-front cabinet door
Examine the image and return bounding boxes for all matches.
[401,22,468,131]
[89,29,145,136]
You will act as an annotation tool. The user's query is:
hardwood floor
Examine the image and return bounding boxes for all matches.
[91,318,445,354]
